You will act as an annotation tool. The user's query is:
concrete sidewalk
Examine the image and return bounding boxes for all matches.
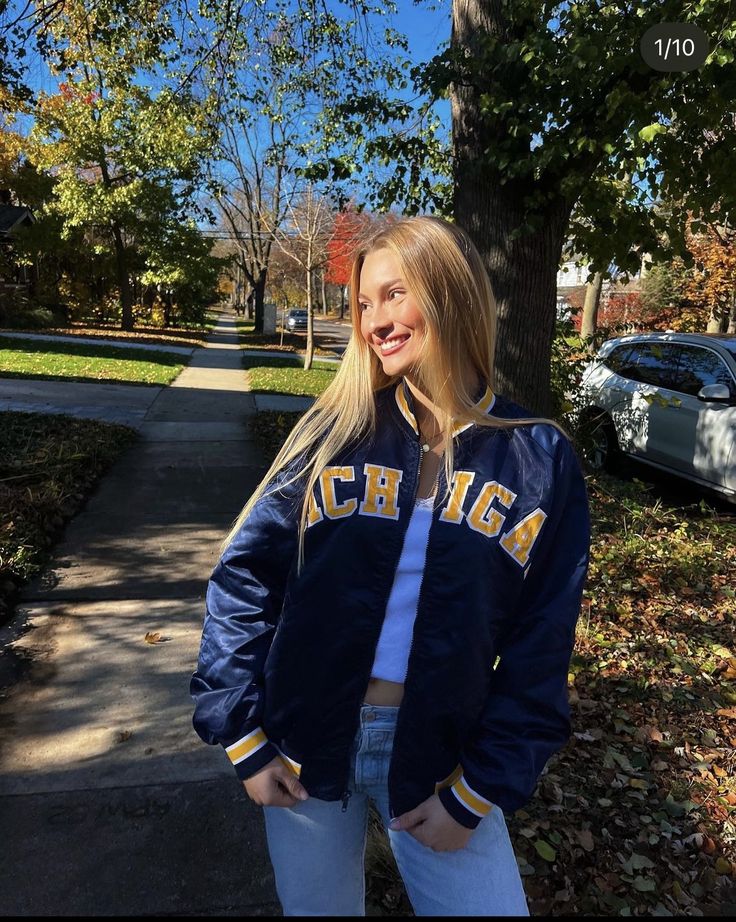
[0,311,316,915]
[0,327,342,363]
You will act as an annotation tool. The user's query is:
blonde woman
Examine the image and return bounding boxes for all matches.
[190,216,591,916]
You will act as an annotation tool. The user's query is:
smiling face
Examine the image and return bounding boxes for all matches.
[358,248,427,379]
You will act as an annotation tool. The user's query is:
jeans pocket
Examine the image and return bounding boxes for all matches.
[355,729,393,787]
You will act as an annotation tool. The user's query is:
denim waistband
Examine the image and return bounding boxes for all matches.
[359,703,400,728]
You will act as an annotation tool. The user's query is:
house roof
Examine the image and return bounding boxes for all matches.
[0,205,35,236]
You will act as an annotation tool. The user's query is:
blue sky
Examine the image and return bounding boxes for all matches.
[392,1,452,66]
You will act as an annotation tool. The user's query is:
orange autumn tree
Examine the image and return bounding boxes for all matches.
[683,215,736,334]
[325,208,396,318]
[325,208,373,318]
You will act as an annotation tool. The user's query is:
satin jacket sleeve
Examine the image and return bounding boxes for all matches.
[189,453,306,781]
[438,433,591,828]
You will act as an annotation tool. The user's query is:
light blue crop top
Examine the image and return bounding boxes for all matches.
[369,492,435,683]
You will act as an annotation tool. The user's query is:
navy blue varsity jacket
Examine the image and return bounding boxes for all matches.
[190,377,591,829]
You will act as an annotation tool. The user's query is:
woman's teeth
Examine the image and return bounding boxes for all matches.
[380,335,409,353]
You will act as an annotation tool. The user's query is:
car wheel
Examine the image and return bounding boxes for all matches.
[579,410,622,473]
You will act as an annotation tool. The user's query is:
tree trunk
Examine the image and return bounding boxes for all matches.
[453,171,570,415]
[728,290,736,334]
[111,222,134,331]
[340,284,346,319]
[706,300,729,333]
[310,269,318,319]
[253,271,267,332]
[451,0,572,417]
[580,271,604,347]
[231,262,240,313]
[321,269,328,315]
[305,260,315,371]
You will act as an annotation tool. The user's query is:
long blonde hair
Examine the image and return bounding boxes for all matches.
[220,215,568,574]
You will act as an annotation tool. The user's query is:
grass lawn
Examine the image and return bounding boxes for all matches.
[249,409,736,917]
[0,336,187,386]
[0,411,139,625]
[242,354,338,397]
[234,316,345,357]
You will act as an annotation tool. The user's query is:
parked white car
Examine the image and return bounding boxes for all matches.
[574,331,736,504]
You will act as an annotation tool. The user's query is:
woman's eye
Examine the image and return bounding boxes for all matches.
[389,289,403,299]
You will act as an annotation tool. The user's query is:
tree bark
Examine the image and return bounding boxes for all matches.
[706,300,730,333]
[580,271,604,347]
[452,165,570,415]
[727,289,736,334]
[111,222,134,331]
[321,269,328,315]
[232,261,240,314]
[253,270,267,331]
[451,0,572,417]
[98,148,133,332]
[305,255,314,371]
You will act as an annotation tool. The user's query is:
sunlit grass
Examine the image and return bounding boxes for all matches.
[0,336,185,385]
[242,354,338,397]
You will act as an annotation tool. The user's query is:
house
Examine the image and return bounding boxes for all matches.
[557,247,648,308]
[0,203,36,292]
[556,251,592,321]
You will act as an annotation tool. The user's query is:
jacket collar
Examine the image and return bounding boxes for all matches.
[393,377,496,440]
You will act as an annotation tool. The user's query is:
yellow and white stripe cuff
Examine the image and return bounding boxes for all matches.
[434,764,463,794]
[274,744,302,777]
[225,727,270,766]
[449,774,494,818]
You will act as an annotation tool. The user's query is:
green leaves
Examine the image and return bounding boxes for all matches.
[621,853,657,875]
[534,839,557,862]
[638,123,667,144]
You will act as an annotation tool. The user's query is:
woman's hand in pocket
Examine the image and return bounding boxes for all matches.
[243,756,309,807]
[389,794,474,851]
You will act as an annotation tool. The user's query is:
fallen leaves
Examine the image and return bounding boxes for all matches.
[502,475,736,916]
[534,839,557,862]
[578,828,595,852]
[144,631,164,644]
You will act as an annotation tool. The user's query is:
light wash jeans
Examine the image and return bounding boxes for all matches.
[263,704,529,916]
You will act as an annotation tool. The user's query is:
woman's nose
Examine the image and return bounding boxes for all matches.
[367,300,391,333]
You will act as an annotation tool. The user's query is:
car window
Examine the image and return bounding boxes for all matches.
[674,345,736,397]
[601,344,635,374]
[624,343,681,389]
